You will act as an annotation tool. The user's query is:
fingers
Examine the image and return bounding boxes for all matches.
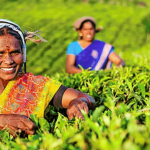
[20,117,36,130]
[4,126,34,138]
[67,111,74,120]
[24,129,35,135]
[5,114,35,129]
[7,126,18,138]
[15,117,36,135]
[8,117,35,133]
[67,109,84,120]
[67,100,89,120]
[4,125,19,138]
[6,126,35,137]
[17,122,35,135]
[74,109,84,120]
[78,102,89,114]
[2,114,36,135]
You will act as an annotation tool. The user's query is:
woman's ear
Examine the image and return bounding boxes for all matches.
[78,30,82,37]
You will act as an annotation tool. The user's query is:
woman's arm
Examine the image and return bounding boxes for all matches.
[108,52,125,67]
[66,55,82,74]
[62,88,95,109]
[0,114,36,137]
[53,86,95,120]
[63,88,95,120]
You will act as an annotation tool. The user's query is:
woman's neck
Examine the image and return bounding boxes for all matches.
[78,40,93,49]
[0,80,9,94]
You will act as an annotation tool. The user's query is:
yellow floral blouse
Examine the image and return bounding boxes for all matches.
[0,73,61,118]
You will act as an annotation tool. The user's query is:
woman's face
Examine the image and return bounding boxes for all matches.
[79,21,95,42]
[0,34,23,81]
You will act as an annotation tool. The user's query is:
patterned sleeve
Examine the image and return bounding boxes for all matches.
[66,42,76,55]
[44,78,62,109]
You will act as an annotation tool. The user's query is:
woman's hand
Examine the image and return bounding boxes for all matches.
[53,87,95,120]
[67,98,89,120]
[0,114,36,137]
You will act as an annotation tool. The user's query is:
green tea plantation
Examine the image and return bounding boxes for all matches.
[1,0,150,149]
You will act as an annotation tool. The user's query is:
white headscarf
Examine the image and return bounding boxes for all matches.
[0,19,26,63]
[0,19,48,65]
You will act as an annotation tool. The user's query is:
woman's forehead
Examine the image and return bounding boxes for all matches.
[82,22,94,29]
[0,34,21,49]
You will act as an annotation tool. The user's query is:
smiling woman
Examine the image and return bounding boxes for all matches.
[66,16,125,74]
[0,34,23,83]
[0,19,95,138]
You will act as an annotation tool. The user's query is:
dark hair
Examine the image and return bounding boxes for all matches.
[0,26,26,72]
[0,26,23,50]
[79,20,96,30]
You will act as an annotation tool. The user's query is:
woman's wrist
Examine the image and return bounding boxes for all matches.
[77,93,95,110]
[77,95,91,108]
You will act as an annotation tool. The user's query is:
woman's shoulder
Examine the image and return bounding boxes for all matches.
[94,40,112,46]
[22,73,61,85]
[67,41,82,55]
[17,72,49,84]
[94,39,106,44]
[26,72,45,78]
[68,41,78,47]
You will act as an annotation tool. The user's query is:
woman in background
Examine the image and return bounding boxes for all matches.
[66,16,125,74]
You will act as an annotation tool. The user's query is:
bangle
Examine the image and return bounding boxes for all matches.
[77,95,91,107]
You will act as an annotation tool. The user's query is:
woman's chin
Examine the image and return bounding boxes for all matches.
[85,38,93,42]
[0,67,20,81]
[0,73,17,81]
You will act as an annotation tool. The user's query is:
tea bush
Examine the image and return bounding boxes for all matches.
[0,0,150,149]
[0,0,150,75]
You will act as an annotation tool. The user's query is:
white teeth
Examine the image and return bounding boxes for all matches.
[87,35,92,38]
[1,68,13,71]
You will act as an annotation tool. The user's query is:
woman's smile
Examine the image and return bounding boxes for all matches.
[0,34,23,81]
[1,66,16,73]
[86,34,92,38]
[79,22,95,42]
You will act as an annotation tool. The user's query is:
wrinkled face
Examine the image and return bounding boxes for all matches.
[79,21,95,42]
[0,34,23,81]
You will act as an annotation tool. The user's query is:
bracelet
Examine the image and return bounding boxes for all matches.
[77,95,91,107]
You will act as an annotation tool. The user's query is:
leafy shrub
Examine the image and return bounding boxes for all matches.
[0,0,150,149]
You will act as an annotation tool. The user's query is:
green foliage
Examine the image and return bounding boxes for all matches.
[0,0,150,75]
[1,65,150,149]
[1,0,150,149]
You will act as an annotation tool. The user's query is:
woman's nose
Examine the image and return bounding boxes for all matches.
[88,30,91,34]
[3,54,14,64]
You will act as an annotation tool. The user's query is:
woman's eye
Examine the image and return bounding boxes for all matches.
[11,51,20,55]
[0,53,3,56]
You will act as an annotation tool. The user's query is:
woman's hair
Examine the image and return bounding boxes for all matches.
[0,26,23,51]
[0,20,47,73]
[78,20,96,40]
[79,20,96,30]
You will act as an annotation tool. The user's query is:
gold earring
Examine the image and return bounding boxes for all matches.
[79,33,82,37]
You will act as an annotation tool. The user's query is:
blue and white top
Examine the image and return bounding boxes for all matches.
[66,40,114,70]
